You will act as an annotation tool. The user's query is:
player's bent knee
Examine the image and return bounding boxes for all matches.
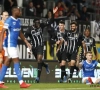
[61,60,66,66]
[94,79,100,84]
[70,60,75,66]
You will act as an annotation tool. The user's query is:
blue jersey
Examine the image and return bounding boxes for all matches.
[3,16,21,47]
[82,60,98,77]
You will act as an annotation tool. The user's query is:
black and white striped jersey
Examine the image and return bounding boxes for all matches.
[80,36,97,55]
[65,30,84,54]
[51,29,67,52]
[24,26,43,48]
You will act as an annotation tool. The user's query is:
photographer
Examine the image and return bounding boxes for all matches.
[24,18,50,83]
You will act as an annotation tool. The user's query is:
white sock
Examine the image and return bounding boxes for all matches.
[19,80,24,85]
[0,81,2,84]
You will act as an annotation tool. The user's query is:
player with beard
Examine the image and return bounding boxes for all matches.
[59,21,86,83]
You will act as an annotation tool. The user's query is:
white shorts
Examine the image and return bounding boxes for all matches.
[3,47,8,57]
[4,47,19,58]
[82,77,97,84]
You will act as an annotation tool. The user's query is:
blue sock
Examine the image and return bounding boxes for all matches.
[14,62,22,81]
[0,65,7,81]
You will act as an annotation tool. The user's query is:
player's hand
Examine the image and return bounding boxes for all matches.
[53,7,58,14]
[65,41,67,45]
[26,42,32,50]
[56,48,59,54]
[27,48,31,54]
[56,40,60,44]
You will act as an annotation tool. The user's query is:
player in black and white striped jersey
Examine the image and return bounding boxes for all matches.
[51,20,68,83]
[24,18,50,83]
[64,21,86,83]
[80,28,97,61]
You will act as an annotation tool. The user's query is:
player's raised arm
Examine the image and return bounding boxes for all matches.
[82,41,87,55]
[92,38,98,59]
[19,30,32,50]
[76,55,83,68]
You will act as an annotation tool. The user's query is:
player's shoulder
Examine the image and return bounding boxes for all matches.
[17,18,21,22]
[92,60,97,63]
[5,16,12,23]
[0,20,3,25]
[90,37,95,40]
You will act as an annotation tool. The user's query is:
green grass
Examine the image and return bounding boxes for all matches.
[1,83,100,90]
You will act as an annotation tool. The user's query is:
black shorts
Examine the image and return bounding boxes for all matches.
[66,52,77,61]
[32,46,43,59]
[56,50,66,63]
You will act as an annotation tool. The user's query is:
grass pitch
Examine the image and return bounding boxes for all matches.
[1,83,100,90]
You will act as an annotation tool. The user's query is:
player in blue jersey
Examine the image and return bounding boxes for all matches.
[0,7,32,88]
[76,51,100,84]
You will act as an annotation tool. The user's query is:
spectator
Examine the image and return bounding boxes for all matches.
[4,0,17,15]
[80,6,89,21]
[67,4,80,20]
[79,0,88,11]
[45,10,53,20]
[26,1,36,17]
[53,0,68,18]
[58,11,64,18]
[32,0,44,17]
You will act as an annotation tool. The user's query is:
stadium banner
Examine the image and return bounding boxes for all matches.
[4,60,82,83]
[4,60,100,83]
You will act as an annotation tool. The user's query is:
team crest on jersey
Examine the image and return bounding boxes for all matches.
[89,39,93,43]
[13,22,16,25]
[75,34,78,38]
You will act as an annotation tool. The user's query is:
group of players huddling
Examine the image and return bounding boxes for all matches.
[0,6,100,89]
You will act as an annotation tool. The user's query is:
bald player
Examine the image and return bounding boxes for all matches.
[0,7,32,88]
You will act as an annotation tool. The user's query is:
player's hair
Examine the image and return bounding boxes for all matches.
[84,28,90,32]
[59,20,65,24]
[1,11,8,15]
[11,6,20,13]
[33,18,40,23]
[70,21,77,26]
[86,51,92,55]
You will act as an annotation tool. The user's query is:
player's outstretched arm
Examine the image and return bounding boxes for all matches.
[93,39,98,59]
[76,55,82,68]
[19,30,32,50]
[82,41,87,56]
[0,28,6,52]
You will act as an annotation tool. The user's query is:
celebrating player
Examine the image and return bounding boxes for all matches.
[51,20,67,83]
[0,11,9,70]
[80,28,97,61]
[24,18,50,83]
[65,21,86,83]
[76,51,100,84]
[0,7,31,88]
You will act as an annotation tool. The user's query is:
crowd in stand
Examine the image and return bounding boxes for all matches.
[0,0,100,21]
